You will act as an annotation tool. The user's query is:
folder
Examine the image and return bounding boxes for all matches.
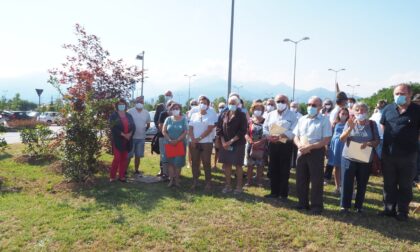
[164,141,185,158]
[342,141,372,163]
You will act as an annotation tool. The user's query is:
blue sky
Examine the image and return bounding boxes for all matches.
[1,0,420,103]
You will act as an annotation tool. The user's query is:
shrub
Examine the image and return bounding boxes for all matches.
[60,107,101,181]
[20,125,53,157]
[0,135,7,152]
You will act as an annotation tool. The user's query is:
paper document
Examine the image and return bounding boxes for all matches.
[300,136,309,146]
[343,141,372,163]
[269,123,286,136]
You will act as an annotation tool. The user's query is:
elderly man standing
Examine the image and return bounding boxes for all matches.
[127,96,151,175]
[293,96,332,214]
[263,94,297,200]
[380,84,420,221]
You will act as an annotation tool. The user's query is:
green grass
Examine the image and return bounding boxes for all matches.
[1,144,419,251]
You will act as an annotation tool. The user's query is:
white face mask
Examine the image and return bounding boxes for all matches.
[199,103,208,111]
[340,115,348,121]
[325,104,332,109]
[171,109,180,116]
[253,110,262,117]
[348,103,354,109]
[238,103,243,109]
[165,96,173,101]
[290,107,297,112]
[355,113,367,121]
[266,105,274,112]
[276,103,287,111]
[135,103,144,109]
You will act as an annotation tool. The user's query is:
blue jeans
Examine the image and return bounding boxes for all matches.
[340,158,371,209]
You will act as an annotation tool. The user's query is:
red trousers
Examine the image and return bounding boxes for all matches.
[110,145,128,180]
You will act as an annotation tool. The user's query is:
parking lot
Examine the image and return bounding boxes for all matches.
[2,126,63,144]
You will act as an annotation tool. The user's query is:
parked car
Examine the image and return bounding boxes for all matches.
[37,111,62,125]
[145,111,157,142]
[26,111,40,119]
[3,111,33,121]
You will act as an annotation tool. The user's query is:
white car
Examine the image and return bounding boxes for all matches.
[37,112,61,125]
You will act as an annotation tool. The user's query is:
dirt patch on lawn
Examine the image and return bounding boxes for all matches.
[49,161,111,193]
[14,154,57,165]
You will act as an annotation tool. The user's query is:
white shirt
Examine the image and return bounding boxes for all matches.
[293,114,332,144]
[263,108,298,140]
[369,111,384,139]
[188,111,218,143]
[329,106,340,124]
[293,111,303,120]
[128,108,151,139]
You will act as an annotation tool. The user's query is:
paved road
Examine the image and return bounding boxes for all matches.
[1,126,63,144]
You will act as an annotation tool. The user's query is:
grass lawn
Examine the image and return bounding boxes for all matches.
[0,143,419,251]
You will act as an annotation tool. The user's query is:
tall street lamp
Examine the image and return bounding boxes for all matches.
[136,51,145,96]
[284,37,310,101]
[184,74,197,103]
[328,68,346,84]
[227,0,235,99]
[233,84,243,94]
[346,84,360,97]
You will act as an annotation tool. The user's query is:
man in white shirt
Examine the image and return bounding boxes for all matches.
[293,96,332,214]
[329,92,348,124]
[127,96,151,175]
[263,98,276,119]
[289,101,303,120]
[263,94,298,200]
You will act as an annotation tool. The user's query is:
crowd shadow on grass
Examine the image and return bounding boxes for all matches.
[71,168,420,244]
[0,152,12,160]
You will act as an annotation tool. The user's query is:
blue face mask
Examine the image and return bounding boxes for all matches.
[394,95,406,106]
[228,105,237,111]
[117,104,126,111]
[307,106,318,117]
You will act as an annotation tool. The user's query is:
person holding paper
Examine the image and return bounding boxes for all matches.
[293,96,332,214]
[339,102,379,213]
[263,94,297,200]
[162,103,188,188]
[379,84,420,221]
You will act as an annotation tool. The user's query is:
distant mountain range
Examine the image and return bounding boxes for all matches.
[0,74,342,105]
[171,77,338,104]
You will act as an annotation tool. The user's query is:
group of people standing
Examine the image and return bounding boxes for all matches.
[109,84,420,221]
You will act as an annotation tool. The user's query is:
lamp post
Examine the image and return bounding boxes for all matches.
[328,68,346,85]
[284,37,310,101]
[136,51,145,96]
[346,84,360,97]
[184,74,197,103]
[227,0,235,99]
[233,84,243,94]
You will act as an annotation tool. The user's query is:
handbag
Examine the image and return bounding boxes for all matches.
[164,141,185,158]
[369,120,382,176]
[151,133,160,155]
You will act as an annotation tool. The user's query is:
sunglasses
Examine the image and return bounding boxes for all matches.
[276,100,287,104]
[307,103,318,108]
[218,106,225,109]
